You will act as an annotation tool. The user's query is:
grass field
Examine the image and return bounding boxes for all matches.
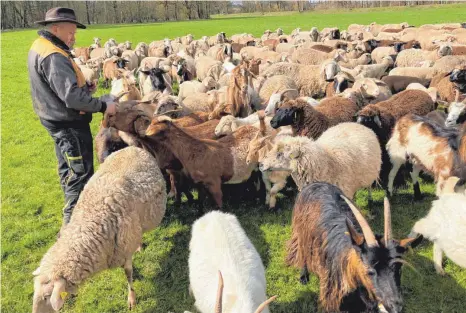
[3,4,466,313]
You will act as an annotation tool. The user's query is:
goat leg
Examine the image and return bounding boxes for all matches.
[300,264,310,285]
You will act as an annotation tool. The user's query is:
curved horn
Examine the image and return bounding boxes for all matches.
[279,88,298,100]
[383,197,392,246]
[340,195,379,247]
[254,295,277,313]
[215,271,224,313]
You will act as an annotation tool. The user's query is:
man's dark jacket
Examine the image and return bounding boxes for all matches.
[28,30,106,128]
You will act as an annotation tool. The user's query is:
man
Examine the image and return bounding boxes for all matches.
[27,7,116,226]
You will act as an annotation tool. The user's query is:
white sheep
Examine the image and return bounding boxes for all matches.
[411,176,466,275]
[178,77,217,100]
[261,60,340,98]
[32,147,167,312]
[121,50,139,71]
[214,113,274,137]
[396,45,453,67]
[354,56,394,79]
[389,66,438,80]
[189,211,273,313]
[259,122,381,200]
[195,56,226,82]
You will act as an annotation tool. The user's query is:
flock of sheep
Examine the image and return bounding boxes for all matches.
[31,21,466,313]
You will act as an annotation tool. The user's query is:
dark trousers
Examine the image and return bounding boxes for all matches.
[43,122,94,225]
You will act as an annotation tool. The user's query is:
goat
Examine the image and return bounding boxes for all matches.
[411,176,466,275]
[387,113,466,198]
[286,182,421,313]
[145,117,260,208]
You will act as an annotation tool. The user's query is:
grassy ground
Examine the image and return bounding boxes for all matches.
[3,4,466,313]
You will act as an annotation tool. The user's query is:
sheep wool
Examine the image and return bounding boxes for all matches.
[32,147,167,312]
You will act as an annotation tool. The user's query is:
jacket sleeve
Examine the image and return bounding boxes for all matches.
[41,53,106,113]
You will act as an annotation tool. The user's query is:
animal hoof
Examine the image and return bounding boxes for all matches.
[300,275,309,285]
[128,291,137,310]
[435,266,446,276]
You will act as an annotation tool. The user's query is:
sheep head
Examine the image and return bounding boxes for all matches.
[102,100,151,136]
[437,44,453,57]
[32,270,77,313]
[264,89,299,116]
[270,99,307,129]
[321,60,341,82]
[356,104,383,129]
[259,136,306,173]
[449,67,466,93]
[214,115,236,137]
[333,72,355,95]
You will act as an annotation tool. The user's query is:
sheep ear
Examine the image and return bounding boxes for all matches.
[50,278,67,311]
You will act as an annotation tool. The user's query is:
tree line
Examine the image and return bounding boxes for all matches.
[1,1,460,30]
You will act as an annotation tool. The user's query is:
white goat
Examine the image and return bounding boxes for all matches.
[411,176,466,275]
[189,211,273,313]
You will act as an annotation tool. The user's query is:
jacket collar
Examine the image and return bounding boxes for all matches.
[38,30,71,55]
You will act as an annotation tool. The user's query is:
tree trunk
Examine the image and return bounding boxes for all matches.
[85,1,91,25]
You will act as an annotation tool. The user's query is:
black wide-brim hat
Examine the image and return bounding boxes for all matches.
[35,7,86,29]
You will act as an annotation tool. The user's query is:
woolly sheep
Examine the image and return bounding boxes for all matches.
[338,53,372,69]
[411,176,466,275]
[195,56,226,82]
[354,56,394,79]
[261,61,340,98]
[371,46,398,64]
[189,211,272,313]
[214,112,274,137]
[258,75,299,106]
[32,147,167,312]
[259,122,381,200]
[178,77,217,100]
[121,50,139,71]
[389,67,438,80]
[432,55,466,73]
[291,48,347,66]
[396,45,453,67]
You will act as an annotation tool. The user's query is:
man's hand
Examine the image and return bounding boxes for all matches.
[105,102,117,115]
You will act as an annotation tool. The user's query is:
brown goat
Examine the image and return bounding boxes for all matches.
[209,62,252,119]
[73,47,90,62]
[103,57,128,88]
[287,182,420,313]
[146,117,259,208]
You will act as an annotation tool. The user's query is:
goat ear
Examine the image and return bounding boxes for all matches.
[345,218,365,246]
[50,278,67,311]
[32,267,41,276]
[399,234,423,250]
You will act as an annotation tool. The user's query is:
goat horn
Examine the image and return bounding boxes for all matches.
[215,271,224,313]
[153,109,183,117]
[253,295,277,313]
[115,91,130,101]
[383,197,392,246]
[340,195,379,247]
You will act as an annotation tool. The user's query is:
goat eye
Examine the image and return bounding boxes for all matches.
[367,269,377,277]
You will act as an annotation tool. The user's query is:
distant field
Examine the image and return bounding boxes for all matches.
[2,4,466,313]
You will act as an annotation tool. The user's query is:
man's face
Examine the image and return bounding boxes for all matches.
[50,22,77,48]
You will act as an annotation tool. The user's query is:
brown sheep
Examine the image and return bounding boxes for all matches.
[270,97,359,138]
[431,67,466,103]
[356,90,435,144]
[381,75,430,94]
[102,57,128,88]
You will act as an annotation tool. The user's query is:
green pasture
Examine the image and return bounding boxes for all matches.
[2,4,466,313]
